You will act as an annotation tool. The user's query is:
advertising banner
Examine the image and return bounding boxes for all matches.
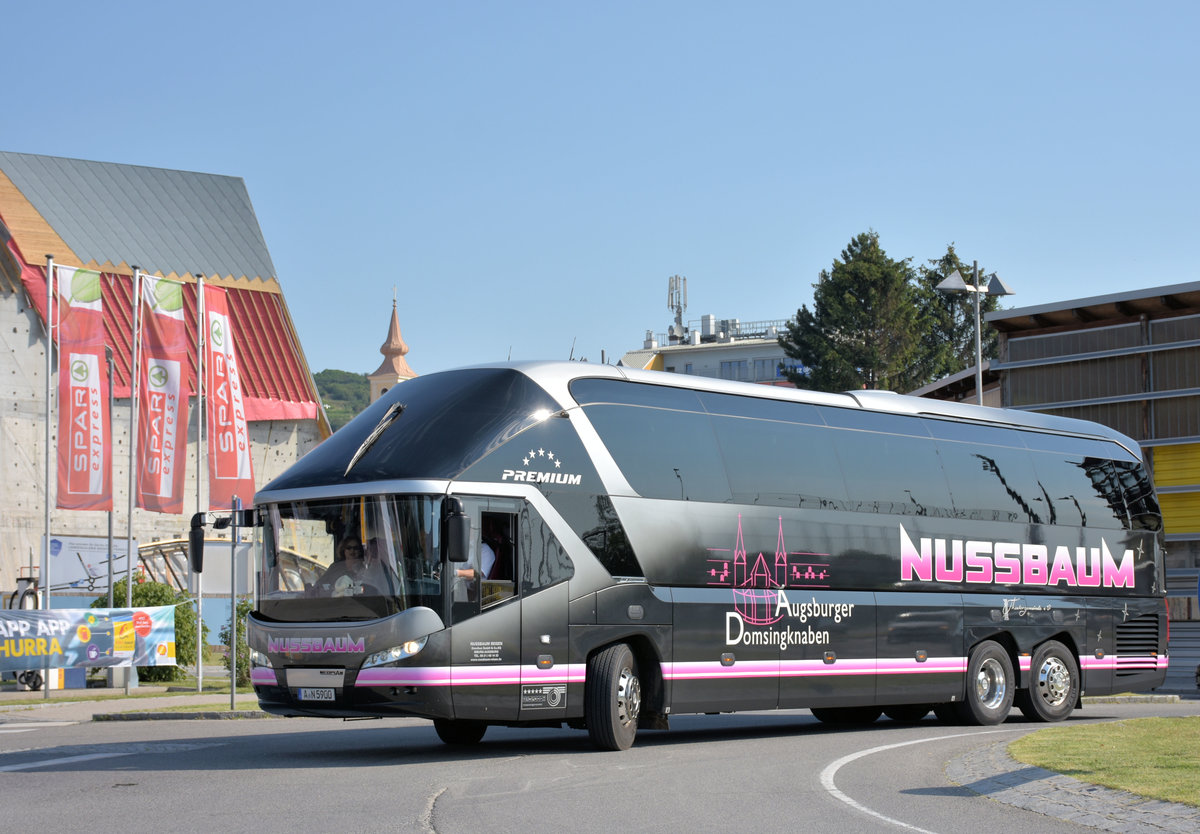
[55,266,112,511]
[137,276,191,513]
[203,284,255,509]
[45,534,136,594]
[0,606,176,673]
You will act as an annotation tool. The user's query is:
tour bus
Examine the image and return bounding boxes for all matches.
[192,362,1167,750]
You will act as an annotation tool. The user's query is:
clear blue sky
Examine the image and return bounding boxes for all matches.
[5,2,1197,376]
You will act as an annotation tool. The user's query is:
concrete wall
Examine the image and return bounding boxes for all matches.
[0,288,323,596]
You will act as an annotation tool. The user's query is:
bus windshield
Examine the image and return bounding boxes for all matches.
[255,495,444,623]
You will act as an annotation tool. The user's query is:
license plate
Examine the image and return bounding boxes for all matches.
[298,687,336,701]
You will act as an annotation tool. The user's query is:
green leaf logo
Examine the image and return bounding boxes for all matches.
[152,279,184,312]
[210,319,225,348]
[71,359,89,382]
[149,365,169,388]
[70,269,102,304]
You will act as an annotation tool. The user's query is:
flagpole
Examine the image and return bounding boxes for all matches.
[126,267,141,697]
[196,274,205,692]
[106,346,115,609]
[230,494,239,711]
[42,255,54,700]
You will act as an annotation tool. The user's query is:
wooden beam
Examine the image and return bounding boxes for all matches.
[0,169,79,266]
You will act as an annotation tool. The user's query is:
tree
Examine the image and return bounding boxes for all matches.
[779,231,925,392]
[913,244,1005,383]
[91,579,208,683]
[314,369,370,431]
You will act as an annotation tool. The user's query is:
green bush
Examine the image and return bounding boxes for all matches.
[91,579,208,683]
[219,597,253,687]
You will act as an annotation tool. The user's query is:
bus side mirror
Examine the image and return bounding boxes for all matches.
[189,512,206,573]
[444,499,470,563]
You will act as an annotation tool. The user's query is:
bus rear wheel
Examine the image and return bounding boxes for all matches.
[433,718,487,746]
[586,643,641,751]
[954,640,1014,725]
[1016,640,1079,722]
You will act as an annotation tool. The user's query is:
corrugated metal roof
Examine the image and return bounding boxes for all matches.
[0,151,276,280]
[985,280,1200,334]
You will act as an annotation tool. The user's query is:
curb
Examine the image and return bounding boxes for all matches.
[94,710,275,721]
[1082,694,1187,704]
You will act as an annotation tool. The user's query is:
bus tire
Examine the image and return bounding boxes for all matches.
[956,640,1013,725]
[585,643,641,751]
[1016,640,1079,722]
[810,706,882,725]
[433,718,487,745]
[883,704,930,723]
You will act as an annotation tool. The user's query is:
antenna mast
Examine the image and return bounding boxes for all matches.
[667,274,687,342]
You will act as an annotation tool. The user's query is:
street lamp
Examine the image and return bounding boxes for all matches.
[936,261,1014,406]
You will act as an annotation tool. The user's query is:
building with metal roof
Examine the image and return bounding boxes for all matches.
[0,151,328,599]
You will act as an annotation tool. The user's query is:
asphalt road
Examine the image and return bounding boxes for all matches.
[1,700,1198,833]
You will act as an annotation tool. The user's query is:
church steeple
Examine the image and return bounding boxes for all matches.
[368,292,417,402]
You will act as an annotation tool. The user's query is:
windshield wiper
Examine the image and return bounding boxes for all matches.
[344,402,405,476]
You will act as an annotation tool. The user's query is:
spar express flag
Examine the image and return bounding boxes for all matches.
[203,284,254,508]
[56,266,112,511]
[137,276,191,513]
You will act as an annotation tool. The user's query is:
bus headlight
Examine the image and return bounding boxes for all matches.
[362,636,428,669]
[249,648,273,669]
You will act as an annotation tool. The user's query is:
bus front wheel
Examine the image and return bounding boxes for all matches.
[433,718,487,746]
[586,643,641,751]
[1015,640,1079,722]
[955,640,1014,725]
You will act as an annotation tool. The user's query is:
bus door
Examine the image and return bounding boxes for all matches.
[516,502,572,721]
[778,590,876,709]
[448,500,522,722]
[874,591,962,707]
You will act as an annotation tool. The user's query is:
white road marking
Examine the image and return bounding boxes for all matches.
[0,752,127,771]
[818,728,1022,833]
[0,721,77,734]
[0,740,220,772]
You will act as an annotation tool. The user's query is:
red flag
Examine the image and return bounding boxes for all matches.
[56,266,112,511]
[203,284,254,509]
[136,276,191,513]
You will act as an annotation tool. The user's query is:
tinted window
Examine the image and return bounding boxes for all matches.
[698,391,824,425]
[935,438,1044,523]
[1116,461,1162,531]
[925,419,1029,449]
[570,378,703,411]
[709,414,847,509]
[831,429,954,516]
[547,492,643,577]
[519,502,575,593]
[1027,451,1127,529]
[264,369,560,490]
[820,406,932,437]
[583,404,732,502]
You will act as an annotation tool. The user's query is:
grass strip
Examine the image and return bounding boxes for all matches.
[1008,716,1200,807]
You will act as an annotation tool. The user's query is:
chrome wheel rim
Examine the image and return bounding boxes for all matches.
[975,657,1007,710]
[1037,656,1071,707]
[616,666,641,727]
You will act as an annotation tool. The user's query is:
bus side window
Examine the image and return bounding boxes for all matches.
[481,512,516,607]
